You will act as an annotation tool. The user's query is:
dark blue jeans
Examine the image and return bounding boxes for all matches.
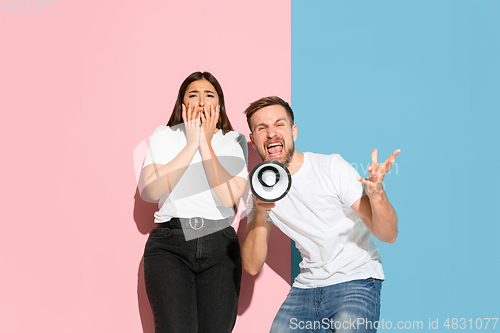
[144,225,242,333]
[270,278,382,333]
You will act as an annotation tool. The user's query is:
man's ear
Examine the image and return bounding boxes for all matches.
[249,133,256,149]
[292,124,298,142]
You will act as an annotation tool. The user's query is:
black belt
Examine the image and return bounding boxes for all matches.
[158,217,230,230]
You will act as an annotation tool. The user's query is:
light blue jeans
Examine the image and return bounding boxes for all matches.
[270,278,382,333]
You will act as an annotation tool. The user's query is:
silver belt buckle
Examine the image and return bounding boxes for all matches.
[189,217,204,230]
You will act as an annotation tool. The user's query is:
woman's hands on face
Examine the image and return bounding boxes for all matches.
[182,102,201,149]
[200,103,220,147]
[181,102,220,148]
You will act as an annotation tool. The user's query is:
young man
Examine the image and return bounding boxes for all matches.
[241,96,400,333]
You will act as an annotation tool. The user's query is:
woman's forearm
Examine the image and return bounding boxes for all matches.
[199,143,246,208]
[143,143,198,201]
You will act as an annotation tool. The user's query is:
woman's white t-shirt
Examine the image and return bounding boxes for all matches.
[144,125,248,223]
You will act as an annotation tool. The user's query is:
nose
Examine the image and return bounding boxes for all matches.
[198,95,205,107]
[266,126,277,138]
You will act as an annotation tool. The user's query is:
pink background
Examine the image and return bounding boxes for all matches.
[0,1,291,332]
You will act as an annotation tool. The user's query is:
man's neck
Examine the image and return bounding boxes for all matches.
[286,151,304,175]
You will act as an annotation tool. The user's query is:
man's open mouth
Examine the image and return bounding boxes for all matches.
[266,141,284,155]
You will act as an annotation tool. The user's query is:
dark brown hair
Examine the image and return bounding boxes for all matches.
[167,71,233,134]
[243,96,294,131]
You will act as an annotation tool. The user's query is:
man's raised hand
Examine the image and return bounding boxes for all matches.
[358,149,401,197]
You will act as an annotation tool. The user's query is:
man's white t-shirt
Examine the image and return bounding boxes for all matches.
[247,152,384,288]
[144,125,248,223]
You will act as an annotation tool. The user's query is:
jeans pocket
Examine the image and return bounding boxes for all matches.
[148,226,176,239]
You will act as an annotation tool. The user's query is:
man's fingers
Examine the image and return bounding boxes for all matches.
[357,177,368,185]
[389,149,401,164]
[263,202,276,209]
[255,197,276,214]
[379,149,401,173]
[255,196,276,206]
[371,149,378,168]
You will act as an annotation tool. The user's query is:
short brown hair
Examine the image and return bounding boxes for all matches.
[244,96,294,131]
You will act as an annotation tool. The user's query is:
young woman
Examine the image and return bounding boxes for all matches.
[142,72,248,333]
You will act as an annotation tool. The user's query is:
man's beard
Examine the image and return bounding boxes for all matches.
[259,142,295,167]
[282,143,295,167]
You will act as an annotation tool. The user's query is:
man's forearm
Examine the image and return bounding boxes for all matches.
[370,191,398,243]
[241,214,271,275]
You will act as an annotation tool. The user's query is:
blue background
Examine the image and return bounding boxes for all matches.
[291,0,500,331]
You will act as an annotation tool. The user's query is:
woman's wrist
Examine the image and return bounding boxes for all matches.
[199,137,212,152]
[185,141,199,152]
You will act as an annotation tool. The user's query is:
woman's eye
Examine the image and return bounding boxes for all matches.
[188,94,196,98]
[207,94,214,98]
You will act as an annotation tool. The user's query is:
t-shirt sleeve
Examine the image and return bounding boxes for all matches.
[220,132,248,180]
[330,155,365,208]
[245,190,256,223]
[143,126,170,169]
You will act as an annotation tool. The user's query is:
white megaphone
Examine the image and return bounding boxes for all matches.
[249,161,292,202]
